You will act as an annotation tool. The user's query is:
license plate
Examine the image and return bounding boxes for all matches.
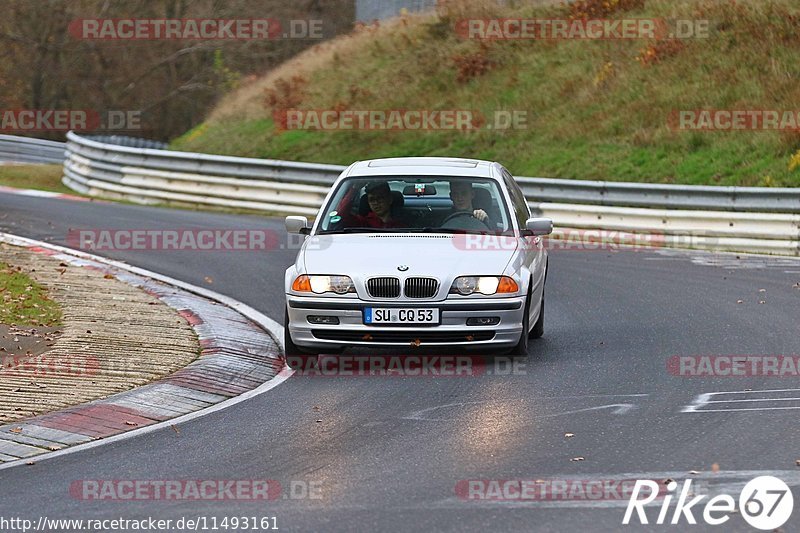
[364,308,439,325]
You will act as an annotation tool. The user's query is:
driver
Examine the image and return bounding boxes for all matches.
[447,180,489,224]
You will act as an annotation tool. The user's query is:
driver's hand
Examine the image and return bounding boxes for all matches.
[472,209,488,222]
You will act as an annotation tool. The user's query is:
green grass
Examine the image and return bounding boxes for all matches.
[0,164,73,194]
[0,262,62,327]
[172,0,800,187]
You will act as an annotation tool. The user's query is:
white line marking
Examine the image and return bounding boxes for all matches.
[705,397,800,404]
[682,388,800,413]
[704,388,800,395]
[406,398,644,421]
[685,406,800,413]
[0,232,291,472]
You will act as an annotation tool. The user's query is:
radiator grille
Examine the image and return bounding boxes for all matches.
[403,277,439,299]
[366,277,401,298]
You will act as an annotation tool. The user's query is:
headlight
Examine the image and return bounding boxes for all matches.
[450,276,519,296]
[292,275,355,295]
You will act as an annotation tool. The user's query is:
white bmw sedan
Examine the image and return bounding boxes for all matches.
[283,157,552,366]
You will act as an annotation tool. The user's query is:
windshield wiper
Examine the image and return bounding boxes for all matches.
[416,227,494,235]
[319,227,396,235]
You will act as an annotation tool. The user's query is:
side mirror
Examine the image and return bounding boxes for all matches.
[285,216,310,235]
[525,217,553,236]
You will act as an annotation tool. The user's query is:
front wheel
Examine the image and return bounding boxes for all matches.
[529,294,544,339]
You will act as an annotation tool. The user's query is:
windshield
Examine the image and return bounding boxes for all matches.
[316,176,512,235]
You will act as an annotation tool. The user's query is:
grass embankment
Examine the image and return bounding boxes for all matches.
[0,164,72,194]
[173,0,800,187]
[0,262,62,327]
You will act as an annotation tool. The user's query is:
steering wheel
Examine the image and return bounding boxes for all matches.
[440,210,490,230]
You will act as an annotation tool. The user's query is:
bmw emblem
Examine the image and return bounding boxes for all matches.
[397,265,409,271]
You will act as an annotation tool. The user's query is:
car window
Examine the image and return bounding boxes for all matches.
[501,168,530,229]
[316,176,512,234]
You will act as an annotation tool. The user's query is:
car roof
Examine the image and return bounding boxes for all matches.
[347,157,498,178]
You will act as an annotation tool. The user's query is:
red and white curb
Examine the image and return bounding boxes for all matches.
[0,186,92,202]
[0,232,291,470]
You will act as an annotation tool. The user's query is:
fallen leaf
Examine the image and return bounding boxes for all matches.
[124,421,138,426]
[10,427,22,434]
[204,276,213,284]
[103,274,114,280]
[171,424,180,436]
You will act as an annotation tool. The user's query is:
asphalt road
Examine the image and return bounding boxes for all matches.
[1,192,799,532]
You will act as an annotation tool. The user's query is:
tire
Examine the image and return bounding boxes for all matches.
[529,294,544,339]
[284,307,316,370]
[509,292,530,357]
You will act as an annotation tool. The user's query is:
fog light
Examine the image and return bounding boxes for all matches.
[307,315,340,325]
[466,317,500,326]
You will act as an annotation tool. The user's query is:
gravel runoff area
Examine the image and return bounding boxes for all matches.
[0,243,200,423]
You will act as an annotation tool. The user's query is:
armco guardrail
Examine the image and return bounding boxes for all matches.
[62,132,800,256]
[518,177,800,213]
[0,135,66,164]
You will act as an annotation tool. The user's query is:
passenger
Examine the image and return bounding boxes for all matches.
[351,181,406,229]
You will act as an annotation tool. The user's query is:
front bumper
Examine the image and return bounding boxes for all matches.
[286,295,525,350]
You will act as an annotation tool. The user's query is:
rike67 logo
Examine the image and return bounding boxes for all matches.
[623,476,793,530]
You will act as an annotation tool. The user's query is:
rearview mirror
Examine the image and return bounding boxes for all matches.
[285,216,310,235]
[525,217,553,236]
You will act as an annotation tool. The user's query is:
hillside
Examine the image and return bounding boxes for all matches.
[172,0,800,187]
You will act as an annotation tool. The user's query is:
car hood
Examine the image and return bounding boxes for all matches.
[302,233,517,279]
